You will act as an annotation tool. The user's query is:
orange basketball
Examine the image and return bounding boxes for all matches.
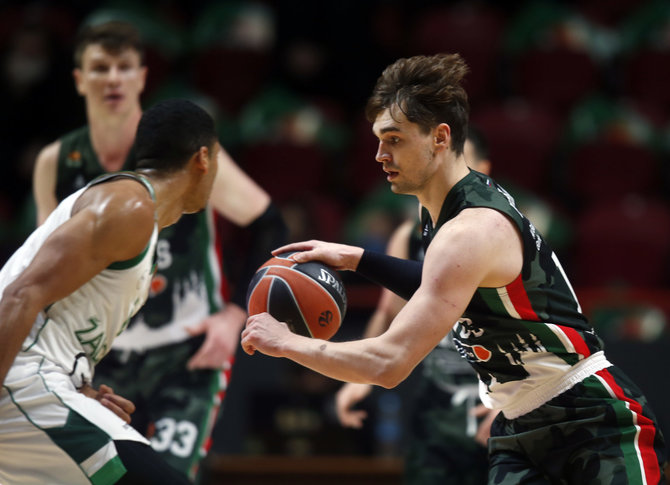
[246,252,347,340]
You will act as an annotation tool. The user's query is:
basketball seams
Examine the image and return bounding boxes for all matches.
[268,267,343,325]
[247,255,346,340]
[268,275,313,337]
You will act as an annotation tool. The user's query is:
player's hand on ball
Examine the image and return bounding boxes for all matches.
[242,312,293,357]
[272,240,364,271]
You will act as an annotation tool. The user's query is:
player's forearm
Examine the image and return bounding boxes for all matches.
[282,335,409,388]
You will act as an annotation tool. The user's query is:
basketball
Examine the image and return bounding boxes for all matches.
[246,252,347,340]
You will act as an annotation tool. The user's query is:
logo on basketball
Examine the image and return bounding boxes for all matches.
[319,310,333,327]
[246,253,347,340]
[317,268,347,304]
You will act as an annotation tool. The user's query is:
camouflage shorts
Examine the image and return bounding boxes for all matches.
[488,365,667,485]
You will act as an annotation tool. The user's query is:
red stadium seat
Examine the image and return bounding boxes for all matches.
[621,49,670,113]
[238,140,329,204]
[562,139,661,205]
[471,99,562,193]
[572,196,670,287]
[408,3,505,105]
[512,47,600,116]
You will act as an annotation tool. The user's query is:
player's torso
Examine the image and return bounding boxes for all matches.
[2,176,158,386]
[422,171,605,413]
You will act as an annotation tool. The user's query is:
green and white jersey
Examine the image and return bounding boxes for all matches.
[421,170,610,419]
[1,173,158,388]
[56,126,225,353]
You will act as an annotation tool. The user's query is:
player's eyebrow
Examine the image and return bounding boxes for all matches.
[378,126,401,134]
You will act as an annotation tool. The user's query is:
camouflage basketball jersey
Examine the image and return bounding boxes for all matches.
[421,170,607,418]
[57,127,224,352]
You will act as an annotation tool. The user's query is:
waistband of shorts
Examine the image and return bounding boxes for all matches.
[501,351,612,419]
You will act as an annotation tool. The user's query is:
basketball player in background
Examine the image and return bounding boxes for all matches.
[0,99,217,485]
[32,20,286,481]
[335,126,493,484]
[242,53,667,484]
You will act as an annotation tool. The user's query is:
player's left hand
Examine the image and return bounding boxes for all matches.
[79,383,136,424]
[471,403,499,447]
[186,303,247,370]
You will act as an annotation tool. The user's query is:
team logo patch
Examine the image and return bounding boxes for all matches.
[66,150,82,167]
[149,274,167,297]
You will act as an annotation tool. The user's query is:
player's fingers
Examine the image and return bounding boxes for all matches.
[340,410,367,429]
[100,397,132,423]
[98,384,114,395]
[271,241,318,256]
[102,392,136,415]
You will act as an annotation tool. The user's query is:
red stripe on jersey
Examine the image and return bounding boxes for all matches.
[596,369,660,485]
[213,212,231,303]
[507,274,540,321]
[556,325,591,358]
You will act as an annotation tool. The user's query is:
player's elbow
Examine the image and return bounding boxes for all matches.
[371,355,411,389]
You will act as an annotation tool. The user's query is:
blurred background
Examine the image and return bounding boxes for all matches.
[1,0,669,482]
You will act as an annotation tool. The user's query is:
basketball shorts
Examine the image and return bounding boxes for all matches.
[488,365,667,485]
[93,336,232,480]
[0,353,149,485]
[405,376,489,485]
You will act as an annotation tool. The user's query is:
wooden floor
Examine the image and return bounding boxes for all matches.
[200,455,404,485]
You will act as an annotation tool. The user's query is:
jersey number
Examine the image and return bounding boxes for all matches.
[150,417,198,458]
[155,239,173,270]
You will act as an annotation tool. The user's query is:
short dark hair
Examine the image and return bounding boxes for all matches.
[134,99,217,173]
[73,20,144,68]
[365,53,470,155]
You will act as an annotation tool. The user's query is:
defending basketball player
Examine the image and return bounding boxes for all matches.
[0,99,217,485]
[242,54,667,484]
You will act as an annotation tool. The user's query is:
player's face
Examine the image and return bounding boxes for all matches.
[74,44,146,115]
[372,108,439,195]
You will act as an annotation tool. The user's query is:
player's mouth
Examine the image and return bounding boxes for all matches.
[104,93,124,103]
[383,167,399,181]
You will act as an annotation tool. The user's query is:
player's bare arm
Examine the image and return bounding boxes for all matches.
[0,179,155,386]
[244,207,522,386]
[33,140,61,225]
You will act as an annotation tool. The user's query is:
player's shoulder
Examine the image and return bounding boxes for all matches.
[34,139,62,169]
[79,176,155,223]
[436,206,517,249]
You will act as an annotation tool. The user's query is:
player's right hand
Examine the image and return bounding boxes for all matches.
[335,382,372,428]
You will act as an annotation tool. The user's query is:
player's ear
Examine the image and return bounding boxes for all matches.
[138,66,148,94]
[192,146,211,174]
[434,123,451,150]
[73,68,85,96]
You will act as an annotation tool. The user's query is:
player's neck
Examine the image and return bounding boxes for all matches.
[88,106,142,173]
[418,156,470,226]
[138,171,193,230]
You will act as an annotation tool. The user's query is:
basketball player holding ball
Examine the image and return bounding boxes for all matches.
[242,53,667,484]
